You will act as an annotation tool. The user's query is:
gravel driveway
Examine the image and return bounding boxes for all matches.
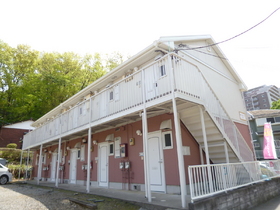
[0,182,144,210]
[0,183,87,210]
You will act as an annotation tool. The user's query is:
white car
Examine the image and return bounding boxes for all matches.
[0,163,12,185]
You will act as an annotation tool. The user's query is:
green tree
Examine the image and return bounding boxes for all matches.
[105,51,125,71]
[271,100,280,109]
[0,40,125,125]
[0,42,39,125]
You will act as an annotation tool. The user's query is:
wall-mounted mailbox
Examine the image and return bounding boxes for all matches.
[120,143,127,157]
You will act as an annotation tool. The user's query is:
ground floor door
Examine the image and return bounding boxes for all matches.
[98,142,109,187]
[50,152,57,182]
[69,149,77,184]
[148,131,166,192]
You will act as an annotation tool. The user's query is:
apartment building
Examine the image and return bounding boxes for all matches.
[22,35,254,208]
[248,109,280,159]
[243,85,280,111]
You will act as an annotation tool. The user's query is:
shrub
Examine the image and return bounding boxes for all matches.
[0,149,33,165]
[7,164,33,179]
[6,143,17,149]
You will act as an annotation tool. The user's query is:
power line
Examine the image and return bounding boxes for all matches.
[193,49,228,60]
[176,7,280,51]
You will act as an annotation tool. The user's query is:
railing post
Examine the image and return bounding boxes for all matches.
[188,167,194,203]
[199,106,214,193]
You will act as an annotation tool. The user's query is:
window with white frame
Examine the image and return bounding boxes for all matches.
[115,137,121,158]
[77,149,81,159]
[42,153,47,164]
[109,142,114,156]
[80,145,85,161]
[159,65,166,77]
[109,90,114,101]
[162,131,173,149]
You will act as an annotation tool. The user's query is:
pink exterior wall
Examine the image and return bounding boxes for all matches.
[31,113,203,187]
[234,122,254,152]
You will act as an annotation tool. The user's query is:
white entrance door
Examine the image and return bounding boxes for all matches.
[98,142,108,187]
[69,149,77,184]
[50,153,57,182]
[148,131,166,192]
[145,66,158,100]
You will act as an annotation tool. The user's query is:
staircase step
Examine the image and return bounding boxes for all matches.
[179,105,239,164]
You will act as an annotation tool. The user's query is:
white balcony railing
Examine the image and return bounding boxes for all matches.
[23,56,172,149]
[23,54,254,165]
[188,160,280,202]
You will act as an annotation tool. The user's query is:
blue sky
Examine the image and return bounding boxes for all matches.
[1,0,279,89]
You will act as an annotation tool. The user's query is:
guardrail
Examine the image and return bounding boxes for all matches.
[188,160,280,202]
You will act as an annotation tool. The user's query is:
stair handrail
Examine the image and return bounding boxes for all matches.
[170,52,254,162]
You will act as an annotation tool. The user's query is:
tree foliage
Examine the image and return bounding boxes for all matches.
[271,100,280,109]
[0,40,125,126]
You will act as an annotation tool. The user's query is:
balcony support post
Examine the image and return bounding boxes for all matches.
[37,144,43,185]
[18,150,23,180]
[169,54,187,208]
[86,127,92,193]
[141,67,152,202]
[55,137,62,187]
[25,149,30,179]
[86,96,93,193]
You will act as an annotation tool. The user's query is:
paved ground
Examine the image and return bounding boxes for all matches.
[26,180,186,209]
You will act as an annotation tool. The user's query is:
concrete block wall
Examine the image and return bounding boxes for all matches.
[189,178,280,210]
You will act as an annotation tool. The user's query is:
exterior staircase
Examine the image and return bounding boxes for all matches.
[179,105,240,164]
